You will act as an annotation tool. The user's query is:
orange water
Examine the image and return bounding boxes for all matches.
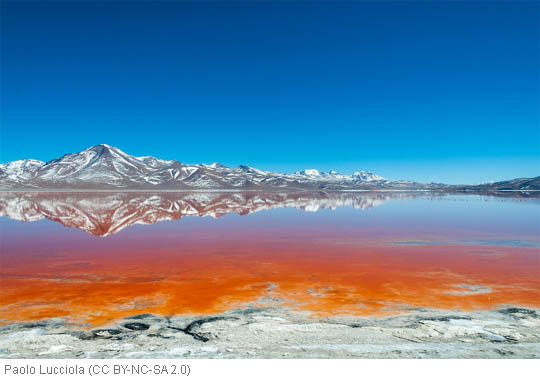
[1,195,538,326]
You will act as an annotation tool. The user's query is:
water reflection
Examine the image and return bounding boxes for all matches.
[0,191,419,236]
[0,191,538,326]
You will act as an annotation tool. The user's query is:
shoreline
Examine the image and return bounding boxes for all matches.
[1,306,539,359]
[0,189,538,193]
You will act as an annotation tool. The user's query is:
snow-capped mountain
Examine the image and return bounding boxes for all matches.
[1,144,537,190]
[0,144,423,190]
[0,159,46,181]
[0,191,411,236]
[352,171,386,182]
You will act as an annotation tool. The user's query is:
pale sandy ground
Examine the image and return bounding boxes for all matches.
[0,306,539,358]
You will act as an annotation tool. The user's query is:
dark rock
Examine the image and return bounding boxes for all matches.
[233,308,265,316]
[168,316,239,342]
[77,329,124,340]
[503,335,519,343]
[125,314,156,320]
[147,333,172,339]
[93,329,123,337]
[123,322,150,331]
[20,322,49,329]
[499,308,537,318]
[420,316,472,322]
[494,348,514,356]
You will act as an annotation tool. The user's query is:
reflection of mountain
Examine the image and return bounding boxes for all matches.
[0,191,412,236]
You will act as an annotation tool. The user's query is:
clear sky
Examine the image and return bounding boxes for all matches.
[1,1,538,184]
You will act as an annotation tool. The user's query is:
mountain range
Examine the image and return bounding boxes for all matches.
[0,144,538,191]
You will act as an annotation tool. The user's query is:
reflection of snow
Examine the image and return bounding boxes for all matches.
[0,191,413,236]
[303,204,320,212]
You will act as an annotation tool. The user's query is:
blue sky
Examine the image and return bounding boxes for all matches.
[1,1,538,184]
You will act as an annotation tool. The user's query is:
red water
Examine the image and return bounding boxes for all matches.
[0,194,539,326]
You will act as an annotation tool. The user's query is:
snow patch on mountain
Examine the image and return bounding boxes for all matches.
[0,144,433,190]
[352,171,386,182]
[0,159,45,181]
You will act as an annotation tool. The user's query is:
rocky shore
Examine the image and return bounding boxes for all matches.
[1,306,539,358]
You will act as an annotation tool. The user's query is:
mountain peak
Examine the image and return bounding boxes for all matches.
[11,144,527,191]
[85,143,111,150]
[87,144,121,153]
[352,171,386,182]
[297,169,322,177]
[0,145,399,190]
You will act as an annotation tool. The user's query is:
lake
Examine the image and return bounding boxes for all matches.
[1,191,538,327]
